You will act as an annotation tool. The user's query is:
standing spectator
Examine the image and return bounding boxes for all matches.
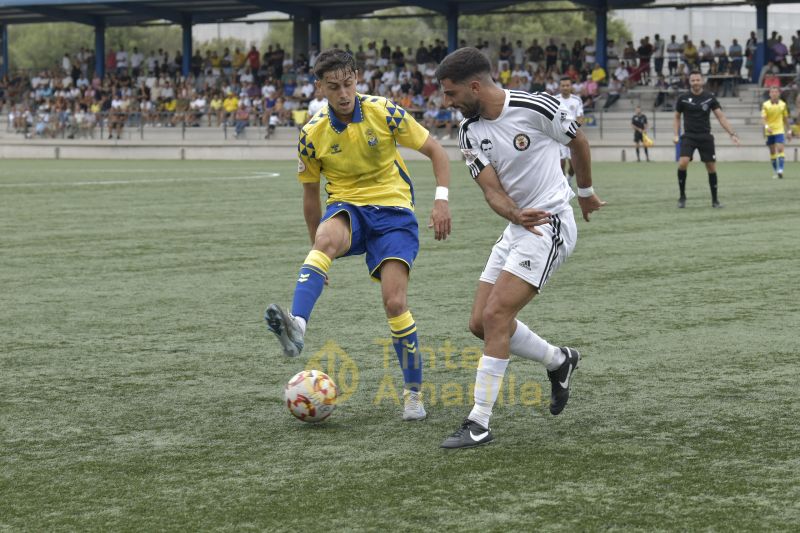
[512,40,525,70]
[637,37,653,83]
[415,41,429,66]
[667,35,682,76]
[652,34,665,77]
[571,40,584,72]
[745,31,758,80]
[607,39,620,70]
[729,39,743,76]
[583,38,596,71]
[698,40,714,71]
[392,46,406,75]
[711,40,727,73]
[247,45,260,73]
[116,47,128,75]
[379,39,391,68]
[559,43,571,73]
[106,48,117,74]
[130,47,144,78]
[772,36,788,65]
[526,39,544,73]
[498,37,512,72]
[545,39,558,71]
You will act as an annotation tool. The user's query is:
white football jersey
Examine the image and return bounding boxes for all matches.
[555,93,583,121]
[459,89,577,213]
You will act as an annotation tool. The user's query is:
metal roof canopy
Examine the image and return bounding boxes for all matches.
[0,0,660,26]
[0,0,784,81]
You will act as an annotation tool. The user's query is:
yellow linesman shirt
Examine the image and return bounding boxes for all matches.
[297,94,430,210]
[761,99,788,135]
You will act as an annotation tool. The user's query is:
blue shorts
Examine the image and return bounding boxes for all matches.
[766,133,785,146]
[321,202,419,281]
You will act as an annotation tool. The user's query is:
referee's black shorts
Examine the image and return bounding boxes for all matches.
[679,133,716,162]
[633,131,644,143]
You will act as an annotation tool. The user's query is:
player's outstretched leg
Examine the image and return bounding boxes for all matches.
[264,303,305,357]
[547,347,580,415]
[265,250,332,357]
[440,418,494,449]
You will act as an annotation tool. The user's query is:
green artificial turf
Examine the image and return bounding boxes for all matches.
[1,159,798,531]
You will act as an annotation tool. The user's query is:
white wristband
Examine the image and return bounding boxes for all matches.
[577,186,594,198]
[435,186,449,201]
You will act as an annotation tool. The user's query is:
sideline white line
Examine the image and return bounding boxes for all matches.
[0,172,281,188]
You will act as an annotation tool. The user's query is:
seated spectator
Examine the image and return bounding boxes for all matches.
[591,63,607,85]
[603,78,623,110]
[233,101,250,138]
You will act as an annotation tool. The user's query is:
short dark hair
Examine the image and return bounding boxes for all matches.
[559,77,571,83]
[314,49,356,79]
[689,70,703,77]
[435,47,490,83]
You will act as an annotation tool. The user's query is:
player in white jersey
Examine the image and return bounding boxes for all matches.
[435,47,605,449]
[554,77,584,185]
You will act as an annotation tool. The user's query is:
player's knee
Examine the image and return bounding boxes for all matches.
[312,232,342,258]
[382,294,407,317]
[482,301,510,330]
[468,316,484,340]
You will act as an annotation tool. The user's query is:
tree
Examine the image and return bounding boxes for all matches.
[8,23,182,71]
[262,3,630,57]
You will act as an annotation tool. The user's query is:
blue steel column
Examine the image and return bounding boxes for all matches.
[595,0,607,72]
[293,17,310,60]
[94,18,105,78]
[1,24,9,78]
[309,9,321,50]
[182,15,192,77]
[446,3,459,53]
[753,1,767,83]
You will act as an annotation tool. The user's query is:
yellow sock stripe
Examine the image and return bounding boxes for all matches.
[305,250,332,273]
[778,152,785,159]
[388,311,415,337]
[771,153,778,160]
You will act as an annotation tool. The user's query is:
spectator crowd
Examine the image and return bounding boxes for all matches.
[2,30,800,140]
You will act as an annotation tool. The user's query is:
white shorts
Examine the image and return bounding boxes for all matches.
[479,207,577,290]
[559,145,571,160]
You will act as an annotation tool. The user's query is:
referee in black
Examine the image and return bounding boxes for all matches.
[673,71,740,208]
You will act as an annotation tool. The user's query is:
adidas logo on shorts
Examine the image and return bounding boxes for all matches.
[518,260,531,270]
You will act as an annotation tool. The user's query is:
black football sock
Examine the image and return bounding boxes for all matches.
[678,169,687,198]
[636,147,641,161]
[708,172,718,203]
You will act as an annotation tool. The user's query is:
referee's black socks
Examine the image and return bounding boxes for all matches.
[677,169,687,198]
[708,172,718,203]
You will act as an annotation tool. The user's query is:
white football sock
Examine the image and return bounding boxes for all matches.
[294,315,307,335]
[509,319,565,371]
[468,355,509,429]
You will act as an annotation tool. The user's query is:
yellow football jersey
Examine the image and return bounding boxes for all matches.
[297,94,430,210]
[761,99,788,135]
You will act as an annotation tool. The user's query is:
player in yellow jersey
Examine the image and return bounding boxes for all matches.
[762,86,792,179]
[265,49,452,421]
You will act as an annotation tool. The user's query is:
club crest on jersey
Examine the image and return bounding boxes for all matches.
[702,104,709,111]
[366,128,378,147]
[298,158,306,173]
[513,133,531,151]
[331,144,342,154]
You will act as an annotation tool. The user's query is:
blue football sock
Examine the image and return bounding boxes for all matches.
[290,250,331,322]
[778,154,785,172]
[388,311,422,392]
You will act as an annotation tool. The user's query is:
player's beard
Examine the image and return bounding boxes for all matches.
[459,98,480,119]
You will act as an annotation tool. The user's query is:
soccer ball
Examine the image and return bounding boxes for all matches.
[284,369,338,423]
